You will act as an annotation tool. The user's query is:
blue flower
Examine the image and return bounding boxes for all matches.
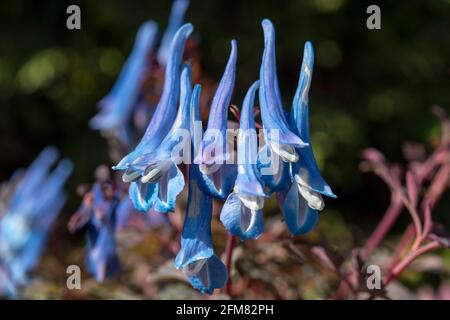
[282,41,336,235]
[220,81,266,240]
[259,19,308,164]
[157,0,190,66]
[289,42,336,200]
[0,147,72,294]
[128,64,194,213]
[90,21,158,146]
[194,40,237,200]
[174,166,227,295]
[256,20,335,236]
[70,181,121,282]
[173,82,227,294]
[114,23,193,174]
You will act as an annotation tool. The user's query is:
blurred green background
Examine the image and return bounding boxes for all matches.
[1,0,450,295]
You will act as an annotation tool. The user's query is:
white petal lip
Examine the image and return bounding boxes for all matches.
[268,140,299,163]
[296,182,324,210]
[199,163,220,175]
[240,209,258,233]
[141,168,161,183]
[122,170,141,183]
[235,191,265,211]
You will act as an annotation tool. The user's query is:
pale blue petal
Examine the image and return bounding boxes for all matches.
[257,144,290,192]
[280,182,318,236]
[188,255,227,295]
[174,172,213,268]
[129,63,193,172]
[90,21,158,146]
[128,181,158,212]
[195,164,236,200]
[220,192,264,240]
[157,0,190,65]
[259,19,307,149]
[9,146,58,210]
[290,41,336,198]
[114,23,193,170]
[154,164,185,213]
[196,40,236,169]
[87,226,120,282]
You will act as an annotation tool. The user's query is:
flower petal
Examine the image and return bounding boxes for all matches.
[128,181,158,212]
[90,21,158,146]
[196,40,237,167]
[114,23,193,170]
[153,164,185,213]
[259,19,307,155]
[186,255,227,295]
[220,192,264,240]
[279,182,318,236]
[174,166,227,294]
[157,0,190,66]
[290,41,336,198]
[234,80,266,198]
[257,144,290,192]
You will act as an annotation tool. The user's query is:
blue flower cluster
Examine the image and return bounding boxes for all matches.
[83,0,335,295]
[0,147,72,297]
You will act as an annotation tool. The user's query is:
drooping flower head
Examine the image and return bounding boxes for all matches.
[0,147,73,296]
[114,23,193,175]
[128,64,193,213]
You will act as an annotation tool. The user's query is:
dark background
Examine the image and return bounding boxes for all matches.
[1,0,449,280]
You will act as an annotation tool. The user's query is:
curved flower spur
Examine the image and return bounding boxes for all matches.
[257,19,307,192]
[129,64,193,213]
[157,0,190,66]
[174,84,227,294]
[194,40,238,200]
[89,21,158,147]
[113,23,193,176]
[220,81,267,240]
[280,35,336,235]
[112,24,193,212]
[255,19,335,235]
[90,1,191,148]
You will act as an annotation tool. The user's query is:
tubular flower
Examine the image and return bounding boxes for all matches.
[280,41,336,235]
[129,64,194,213]
[194,40,237,200]
[114,23,193,174]
[0,147,73,296]
[90,21,158,146]
[174,86,227,294]
[220,81,266,240]
[259,19,308,164]
[69,181,121,282]
[157,0,190,66]
[68,166,168,283]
